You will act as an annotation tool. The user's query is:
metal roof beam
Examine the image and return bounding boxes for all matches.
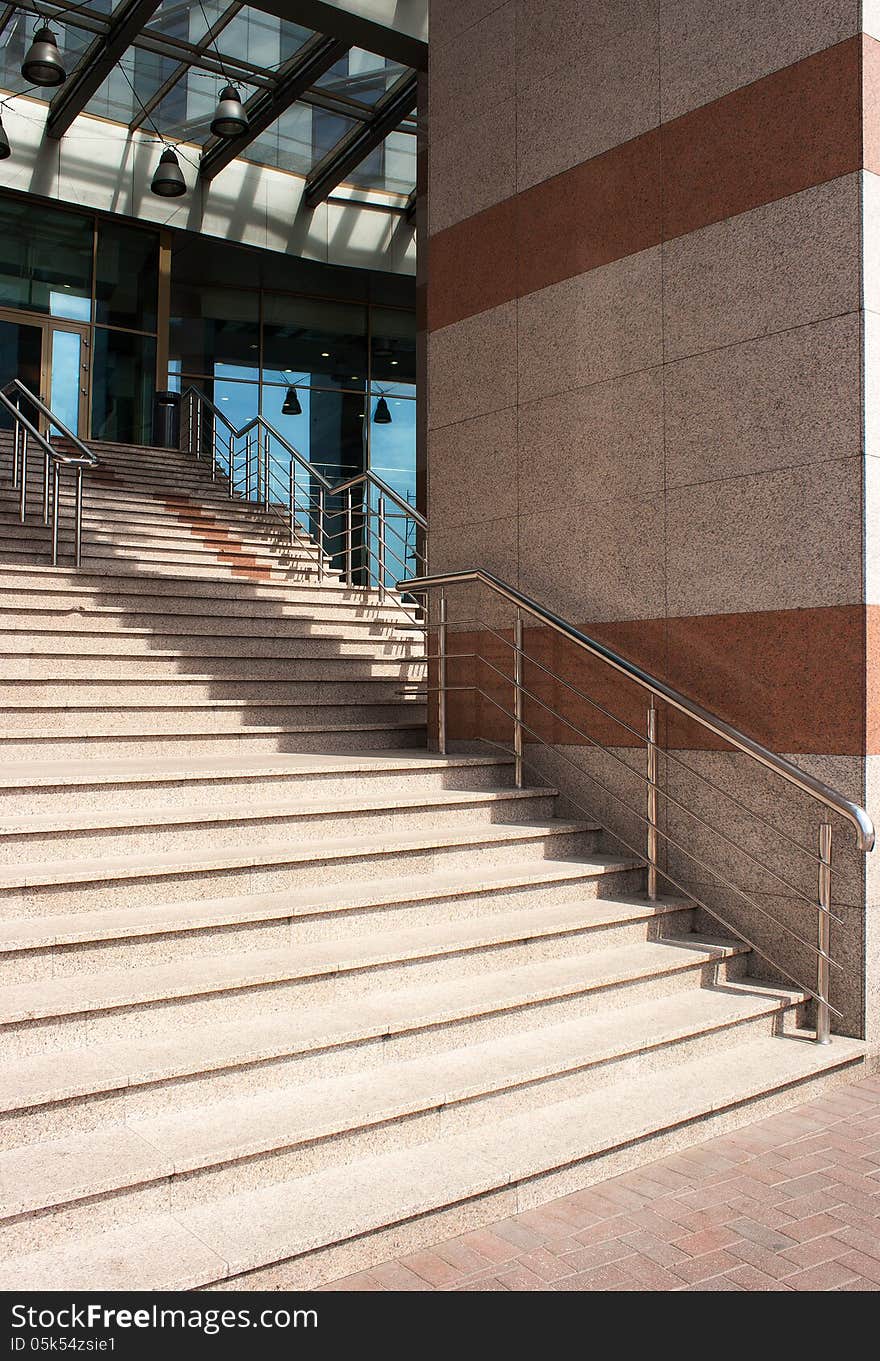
[199,32,349,183]
[304,70,416,209]
[249,0,427,71]
[45,0,164,140]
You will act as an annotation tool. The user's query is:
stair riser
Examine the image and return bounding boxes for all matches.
[3,598,415,625]
[0,636,421,664]
[0,946,745,1070]
[0,585,401,614]
[0,658,426,682]
[0,876,651,987]
[0,792,557,867]
[0,513,316,555]
[0,679,425,707]
[0,547,319,581]
[0,1003,788,1252]
[1,702,426,736]
[0,613,419,639]
[0,725,428,762]
[0,828,601,916]
[0,761,514,817]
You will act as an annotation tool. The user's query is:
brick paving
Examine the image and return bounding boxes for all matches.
[319,1073,880,1291]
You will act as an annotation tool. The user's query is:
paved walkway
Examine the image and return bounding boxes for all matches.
[320,1073,880,1291]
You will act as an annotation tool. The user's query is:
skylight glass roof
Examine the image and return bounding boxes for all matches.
[0,2,418,201]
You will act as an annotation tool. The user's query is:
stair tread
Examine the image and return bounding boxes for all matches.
[0,865,658,954]
[0,784,550,838]
[0,980,804,1220]
[0,749,507,790]
[0,916,720,1027]
[0,818,601,889]
[0,1031,862,1290]
[0,920,731,1108]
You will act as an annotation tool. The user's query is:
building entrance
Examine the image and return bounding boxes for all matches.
[0,310,90,438]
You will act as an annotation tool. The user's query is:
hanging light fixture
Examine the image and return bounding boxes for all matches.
[211,84,249,138]
[374,395,392,424]
[0,117,10,161]
[151,146,187,197]
[282,386,302,417]
[22,25,66,87]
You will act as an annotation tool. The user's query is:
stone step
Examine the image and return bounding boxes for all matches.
[0,718,428,762]
[0,655,426,682]
[0,629,422,659]
[0,504,314,553]
[0,594,419,628]
[0,922,735,1067]
[0,819,606,917]
[0,571,389,609]
[0,1030,862,1287]
[0,893,680,1146]
[0,784,555,869]
[0,697,426,736]
[0,677,426,708]
[0,978,803,1253]
[0,861,650,989]
[0,751,507,816]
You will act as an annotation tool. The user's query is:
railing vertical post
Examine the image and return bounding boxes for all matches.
[646,702,659,901]
[52,464,62,567]
[42,450,50,525]
[817,821,833,1044]
[317,486,325,583]
[345,488,353,586]
[19,429,28,523]
[263,430,270,511]
[377,495,386,599]
[228,436,235,497]
[211,428,217,480]
[438,590,448,756]
[288,460,295,543]
[513,610,523,789]
[73,465,82,568]
[12,407,21,488]
[245,433,252,501]
[195,400,202,459]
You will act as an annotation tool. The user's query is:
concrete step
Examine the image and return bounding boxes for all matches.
[0,819,607,916]
[0,861,649,988]
[0,751,507,817]
[0,718,428,762]
[0,630,422,660]
[0,924,737,1065]
[0,654,426,682]
[0,1029,863,1286]
[0,784,555,868]
[0,504,313,554]
[0,978,804,1252]
[0,596,419,629]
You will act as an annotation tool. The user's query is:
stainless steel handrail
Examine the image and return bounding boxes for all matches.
[0,379,98,566]
[398,567,875,1044]
[399,568,874,852]
[182,385,426,594]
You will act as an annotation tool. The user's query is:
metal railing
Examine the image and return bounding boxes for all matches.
[0,378,98,566]
[398,568,876,1045]
[181,386,426,614]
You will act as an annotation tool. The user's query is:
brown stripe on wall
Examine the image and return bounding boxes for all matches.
[441,604,869,756]
[428,36,867,333]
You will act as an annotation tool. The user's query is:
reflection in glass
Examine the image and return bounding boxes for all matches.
[49,329,82,436]
[0,318,42,429]
[0,199,92,320]
[96,220,159,331]
[91,328,156,444]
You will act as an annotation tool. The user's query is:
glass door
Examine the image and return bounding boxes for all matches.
[0,315,45,429]
[48,322,90,438]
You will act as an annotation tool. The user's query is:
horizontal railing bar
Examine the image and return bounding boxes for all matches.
[464,684,842,983]
[473,730,842,1019]
[403,568,874,853]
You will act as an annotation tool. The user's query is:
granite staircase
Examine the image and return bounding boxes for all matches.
[0,433,865,1291]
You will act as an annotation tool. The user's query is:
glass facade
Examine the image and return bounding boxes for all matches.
[0,193,417,520]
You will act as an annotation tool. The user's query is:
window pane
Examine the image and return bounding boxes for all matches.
[91,329,156,444]
[370,307,416,386]
[50,330,83,437]
[0,199,92,320]
[262,295,367,388]
[170,285,259,376]
[95,220,159,332]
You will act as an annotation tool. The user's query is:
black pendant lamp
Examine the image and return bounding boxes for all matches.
[211,84,248,137]
[0,117,10,161]
[151,147,186,198]
[22,25,66,87]
[374,395,392,424]
[282,386,302,416]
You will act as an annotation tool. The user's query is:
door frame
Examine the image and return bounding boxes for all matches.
[0,306,91,439]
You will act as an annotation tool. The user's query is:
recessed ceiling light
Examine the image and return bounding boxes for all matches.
[391,360,398,366]
[321,352,330,358]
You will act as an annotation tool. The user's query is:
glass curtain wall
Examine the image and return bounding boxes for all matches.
[0,196,159,443]
[169,242,417,582]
